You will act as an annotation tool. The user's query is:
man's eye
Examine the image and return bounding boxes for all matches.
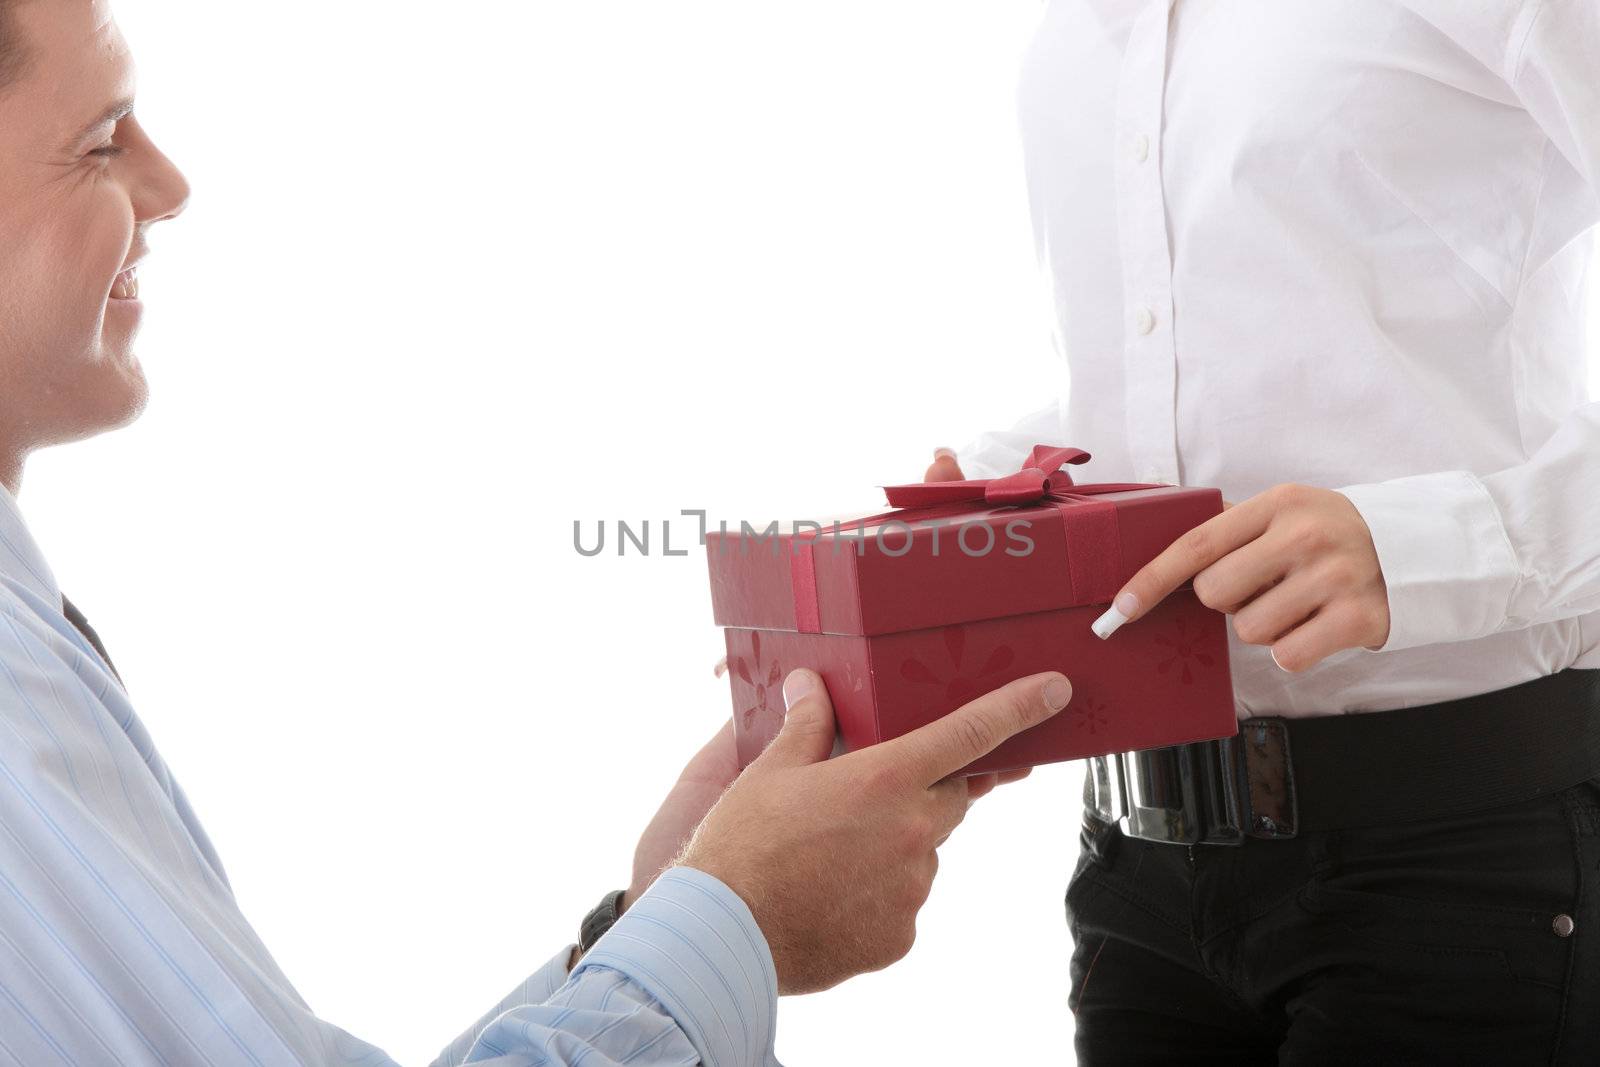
[89,144,126,160]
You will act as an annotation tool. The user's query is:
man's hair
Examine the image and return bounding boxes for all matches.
[0,0,33,96]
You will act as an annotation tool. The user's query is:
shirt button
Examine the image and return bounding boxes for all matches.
[1132,306,1156,336]
[1554,914,1576,938]
[1133,133,1150,163]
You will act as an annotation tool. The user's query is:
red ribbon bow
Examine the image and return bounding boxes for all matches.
[880,446,1135,510]
[786,446,1163,634]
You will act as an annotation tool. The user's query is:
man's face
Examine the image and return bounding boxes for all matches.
[0,0,188,467]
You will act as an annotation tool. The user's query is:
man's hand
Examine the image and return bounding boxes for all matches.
[566,722,743,973]
[625,720,742,911]
[1091,483,1390,671]
[677,667,1072,994]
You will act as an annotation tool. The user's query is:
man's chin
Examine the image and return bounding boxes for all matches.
[101,379,150,434]
[94,363,150,434]
[38,360,151,448]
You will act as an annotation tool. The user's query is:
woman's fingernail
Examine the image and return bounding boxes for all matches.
[1091,591,1139,639]
[1270,647,1290,672]
[782,669,815,710]
[1043,676,1074,710]
[934,447,957,461]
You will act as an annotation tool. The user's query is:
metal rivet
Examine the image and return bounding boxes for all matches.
[1554,914,1576,938]
[1255,815,1277,834]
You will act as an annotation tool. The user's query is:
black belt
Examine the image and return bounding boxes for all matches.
[1083,668,1600,845]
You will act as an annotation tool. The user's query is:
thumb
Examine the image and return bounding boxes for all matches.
[924,447,965,483]
[752,669,838,769]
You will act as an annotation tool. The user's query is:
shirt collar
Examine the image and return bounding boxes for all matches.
[0,482,63,608]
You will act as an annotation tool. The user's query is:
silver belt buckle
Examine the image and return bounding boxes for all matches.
[1084,720,1299,846]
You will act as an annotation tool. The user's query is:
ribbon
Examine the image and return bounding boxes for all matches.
[787,446,1163,634]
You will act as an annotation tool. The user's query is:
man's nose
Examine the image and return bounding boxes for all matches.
[135,146,191,225]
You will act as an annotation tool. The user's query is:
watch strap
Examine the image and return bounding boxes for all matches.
[579,888,628,953]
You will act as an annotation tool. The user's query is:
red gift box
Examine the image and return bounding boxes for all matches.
[707,447,1238,776]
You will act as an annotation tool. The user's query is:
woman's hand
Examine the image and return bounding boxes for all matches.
[925,447,964,483]
[1093,483,1391,671]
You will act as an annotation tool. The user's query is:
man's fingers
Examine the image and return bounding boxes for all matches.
[678,716,737,774]
[871,673,1072,787]
[664,717,742,795]
[1092,493,1275,639]
[962,765,1032,804]
[927,777,970,844]
[753,669,838,769]
[963,772,1000,803]
[924,448,965,483]
[693,717,736,758]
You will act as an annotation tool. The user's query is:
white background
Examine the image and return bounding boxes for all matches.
[19,2,1600,1065]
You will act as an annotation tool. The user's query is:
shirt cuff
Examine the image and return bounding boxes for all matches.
[527,945,578,1002]
[575,866,777,1067]
[1335,470,1521,652]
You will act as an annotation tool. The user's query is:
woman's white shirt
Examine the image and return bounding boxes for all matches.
[959,0,1600,716]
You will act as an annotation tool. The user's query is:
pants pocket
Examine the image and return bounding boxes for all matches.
[1296,789,1580,991]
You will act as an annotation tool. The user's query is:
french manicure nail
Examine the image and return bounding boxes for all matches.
[782,669,815,710]
[934,447,957,460]
[1270,647,1289,672]
[1091,591,1139,639]
[1043,677,1073,710]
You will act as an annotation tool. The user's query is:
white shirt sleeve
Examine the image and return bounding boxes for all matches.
[1337,2,1600,653]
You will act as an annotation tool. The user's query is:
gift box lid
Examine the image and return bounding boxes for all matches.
[707,448,1222,638]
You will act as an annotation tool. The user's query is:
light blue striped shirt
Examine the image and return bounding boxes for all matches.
[0,485,780,1066]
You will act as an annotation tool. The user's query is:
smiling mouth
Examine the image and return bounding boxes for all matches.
[110,265,140,301]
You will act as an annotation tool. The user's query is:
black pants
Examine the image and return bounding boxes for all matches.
[1066,777,1600,1064]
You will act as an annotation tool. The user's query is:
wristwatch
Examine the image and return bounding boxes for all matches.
[579,888,628,953]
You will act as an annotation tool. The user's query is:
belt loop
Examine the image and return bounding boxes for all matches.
[1239,718,1299,839]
